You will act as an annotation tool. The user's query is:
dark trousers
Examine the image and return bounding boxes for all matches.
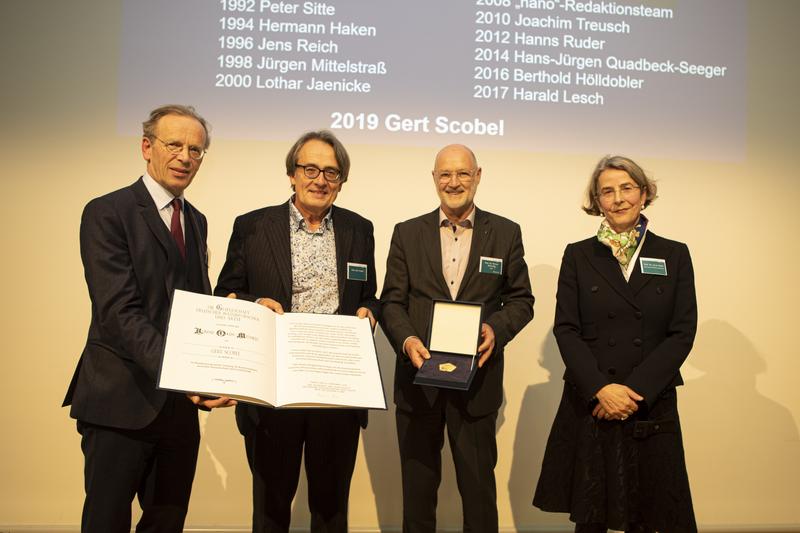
[576,523,655,533]
[247,409,361,533]
[77,393,200,533]
[396,395,499,533]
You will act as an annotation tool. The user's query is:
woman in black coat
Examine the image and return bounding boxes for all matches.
[533,156,698,533]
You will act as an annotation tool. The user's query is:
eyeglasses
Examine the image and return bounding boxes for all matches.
[153,137,206,161]
[596,184,641,201]
[296,164,342,183]
[437,170,476,183]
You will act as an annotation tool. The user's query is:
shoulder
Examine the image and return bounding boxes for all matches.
[641,232,691,267]
[233,203,286,227]
[393,209,438,232]
[333,205,374,232]
[81,181,139,220]
[568,236,598,249]
[645,231,689,252]
[477,209,521,232]
[559,236,600,263]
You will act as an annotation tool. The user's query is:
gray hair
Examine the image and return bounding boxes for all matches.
[583,155,658,216]
[285,130,350,186]
[142,104,211,149]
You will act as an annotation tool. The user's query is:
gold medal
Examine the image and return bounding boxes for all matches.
[439,362,457,373]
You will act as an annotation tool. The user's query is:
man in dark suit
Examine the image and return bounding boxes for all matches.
[215,130,380,533]
[380,144,534,533]
[63,105,233,533]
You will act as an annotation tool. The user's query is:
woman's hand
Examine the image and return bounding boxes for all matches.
[594,383,643,420]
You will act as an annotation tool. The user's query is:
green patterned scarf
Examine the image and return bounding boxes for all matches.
[597,214,648,266]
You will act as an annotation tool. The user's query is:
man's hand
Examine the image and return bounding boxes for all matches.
[404,336,430,369]
[256,297,284,314]
[477,323,496,368]
[594,383,643,420]
[356,307,376,329]
[187,394,237,409]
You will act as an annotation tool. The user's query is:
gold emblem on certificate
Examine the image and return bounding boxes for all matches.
[439,362,457,373]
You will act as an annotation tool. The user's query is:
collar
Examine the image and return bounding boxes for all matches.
[438,205,476,229]
[289,197,333,233]
[142,172,183,210]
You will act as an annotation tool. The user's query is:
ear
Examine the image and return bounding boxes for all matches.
[474,167,482,184]
[141,137,153,162]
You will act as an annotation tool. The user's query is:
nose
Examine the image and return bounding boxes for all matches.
[175,145,192,163]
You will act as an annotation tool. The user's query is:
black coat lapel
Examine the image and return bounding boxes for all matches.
[583,238,639,308]
[422,210,451,297]
[132,178,180,297]
[457,208,490,300]
[184,201,212,294]
[628,231,673,296]
[333,206,353,304]
[263,202,293,299]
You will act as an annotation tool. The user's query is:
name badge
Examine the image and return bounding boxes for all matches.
[480,256,503,275]
[347,262,368,281]
[639,257,667,276]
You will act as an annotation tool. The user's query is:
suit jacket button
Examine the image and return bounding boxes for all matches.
[608,311,616,319]
[656,287,664,294]
[635,311,643,319]
[607,367,617,376]
[633,338,642,347]
[591,285,599,293]
[608,338,616,347]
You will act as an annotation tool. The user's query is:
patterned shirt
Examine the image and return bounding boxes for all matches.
[289,200,339,314]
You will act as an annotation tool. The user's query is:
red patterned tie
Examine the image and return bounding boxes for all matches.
[170,198,186,259]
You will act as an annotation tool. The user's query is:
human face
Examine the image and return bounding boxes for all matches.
[289,139,341,220]
[141,114,207,197]
[596,168,646,232]
[433,145,481,221]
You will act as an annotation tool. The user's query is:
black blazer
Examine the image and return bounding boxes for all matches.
[214,201,381,431]
[554,232,697,406]
[380,208,534,417]
[63,178,211,429]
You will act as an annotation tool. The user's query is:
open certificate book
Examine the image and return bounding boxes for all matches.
[157,290,387,409]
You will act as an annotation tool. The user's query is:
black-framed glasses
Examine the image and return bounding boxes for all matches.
[154,136,206,161]
[296,163,341,182]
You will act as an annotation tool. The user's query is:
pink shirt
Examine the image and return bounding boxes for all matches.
[439,206,476,300]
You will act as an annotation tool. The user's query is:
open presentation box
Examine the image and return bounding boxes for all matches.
[413,300,482,391]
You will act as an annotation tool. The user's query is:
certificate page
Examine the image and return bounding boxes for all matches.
[159,290,277,405]
[274,313,386,409]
